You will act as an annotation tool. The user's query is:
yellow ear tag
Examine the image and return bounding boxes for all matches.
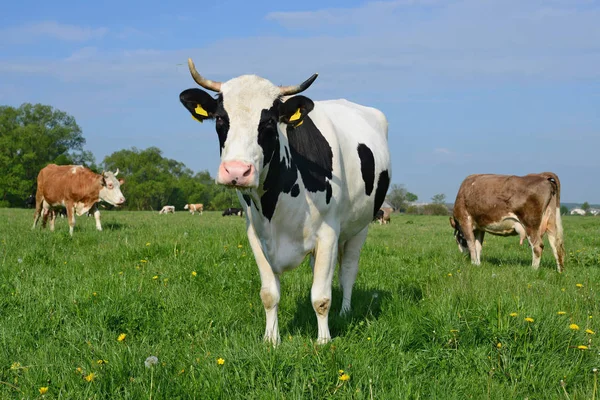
[194,104,208,117]
[289,108,302,122]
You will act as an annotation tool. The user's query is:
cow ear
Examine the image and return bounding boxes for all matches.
[180,88,218,123]
[279,95,314,127]
[118,178,125,185]
[449,217,456,229]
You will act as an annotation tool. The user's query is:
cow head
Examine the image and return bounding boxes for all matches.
[179,58,318,190]
[99,169,126,206]
[449,217,468,253]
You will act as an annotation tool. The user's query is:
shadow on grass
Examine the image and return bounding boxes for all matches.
[285,286,415,339]
[102,222,126,231]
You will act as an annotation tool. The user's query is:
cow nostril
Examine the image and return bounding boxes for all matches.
[243,166,252,177]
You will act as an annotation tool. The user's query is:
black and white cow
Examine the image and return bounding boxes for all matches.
[222,207,243,217]
[179,59,391,344]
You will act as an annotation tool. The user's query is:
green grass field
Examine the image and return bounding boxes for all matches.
[1,209,599,399]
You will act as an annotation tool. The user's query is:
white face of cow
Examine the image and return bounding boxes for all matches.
[99,171,126,206]
[180,60,318,191]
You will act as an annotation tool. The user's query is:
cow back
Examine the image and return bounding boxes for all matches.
[37,165,102,205]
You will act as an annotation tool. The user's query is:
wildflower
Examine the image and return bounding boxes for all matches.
[10,362,20,370]
[140,260,147,263]
[339,370,344,374]
[578,345,589,350]
[496,342,502,349]
[191,271,197,277]
[117,333,127,342]
[339,373,350,381]
[76,367,83,373]
[561,288,566,292]
[146,242,151,246]
[39,387,49,395]
[576,283,584,288]
[586,329,595,334]
[152,276,158,280]
[84,372,95,382]
[570,324,580,331]
[179,369,185,375]
[590,316,594,319]
[525,317,534,323]
[217,358,225,365]
[93,292,97,296]
[238,244,243,248]
[367,337,371,341]
[450,329,459,333]
[447,273,452,277]
[510,313,518,317]
[557,311,566,315]
[17,258,23,264]
[97,359,108,365]
[144,356,159,368]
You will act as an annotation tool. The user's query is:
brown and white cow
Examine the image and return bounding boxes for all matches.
[33,164,125,236]
[375,207,393,225]
[450,172,565,272]
[159,205,175,214]
[184,203,203,215]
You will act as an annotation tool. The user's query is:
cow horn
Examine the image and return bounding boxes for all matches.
[114,168,119,177]
[188,58,222,92]
[279,73,319,96]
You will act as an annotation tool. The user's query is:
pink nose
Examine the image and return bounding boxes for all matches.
[218,161,254,187]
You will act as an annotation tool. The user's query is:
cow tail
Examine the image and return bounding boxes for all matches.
[541,172,565,271]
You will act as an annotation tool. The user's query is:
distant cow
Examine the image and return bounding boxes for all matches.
[33,165,125,236]
[179,58,390,344]
[184,203,204,215]
[159,205,175,214]
[374,207,392,225]
[450,172,565,272]
[222,207,243,217]
[25,194,36,208]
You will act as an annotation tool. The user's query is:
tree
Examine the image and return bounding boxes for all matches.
[582,202,590,213]
[387,184,410,212]
[431,193,446,204]
[406,192,418,202]
[560,205,569,216]
[0,103,93,207]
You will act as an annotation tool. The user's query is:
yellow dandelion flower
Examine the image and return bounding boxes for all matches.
[217,358,225,365]
[525,317,534,323]
[561,288,566,292]
[191,271,197,277]
[367,337,371,341]
[586,329,595,334]
[510,313,518,317]
[140,260,147,263]
[93,292,97,296]
[76,367,83,373]
[557,311,566,315]
[578,345,588,350]
[496,342,502,349]
[179,369,185,375]
[10,362,21,370]
[39,387,49,395]
[117,333,127,342]
[237,244,243,248]
[339,369,345,374]
[590,316,594,319]
[146,242,151,246]
[97,359,108,364]
[450,329,459,333]
[152,275,158,280]
[447,273,453,277]
[339,373,350,381]
[576,283,583,288]
[569,324,580,330]
[84,372,95,382]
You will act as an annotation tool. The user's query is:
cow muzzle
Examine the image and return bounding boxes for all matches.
[217,161,255,188]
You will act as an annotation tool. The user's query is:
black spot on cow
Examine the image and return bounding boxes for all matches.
[373,169,390,217]
[242,194,252,206]
[326,182,332,204]
[290,184,300,197]
[287,116,333,199]
[260,141,299,221]
[357,143,375,196]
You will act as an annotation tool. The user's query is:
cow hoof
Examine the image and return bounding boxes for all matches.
[339,306,351,316]
[316,336,331,345]
[263,335,281,346]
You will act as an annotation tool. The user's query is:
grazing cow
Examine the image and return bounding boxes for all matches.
[375,207,393,225]
[450,172,565,272]
[33,165,125,236]
[184,203,204,215]
[222,207,243,217]
[25,194,36,208]
[179,58,391,344]
[159,205,175,214]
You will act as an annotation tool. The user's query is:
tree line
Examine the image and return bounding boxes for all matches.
[0,103,241,211]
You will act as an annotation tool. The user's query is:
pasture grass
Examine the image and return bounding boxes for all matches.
[1,209,599,399]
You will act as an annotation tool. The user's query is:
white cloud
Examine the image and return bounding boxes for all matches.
[0,21,107,44]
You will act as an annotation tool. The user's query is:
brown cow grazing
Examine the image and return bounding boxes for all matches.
[450,172,565,272]
[33,165,125,236]
[375,207,393,225]
[184,203,203,215]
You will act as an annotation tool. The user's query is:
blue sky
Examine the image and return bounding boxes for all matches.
[1,0,599,203]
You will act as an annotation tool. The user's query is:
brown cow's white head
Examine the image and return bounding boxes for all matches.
[179,58,318,190]
[99,169,126,206]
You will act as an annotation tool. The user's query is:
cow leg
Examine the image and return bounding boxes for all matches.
[66,202,76,236]
[49,209,57,231]
[41,207,50,229]
[339,226,368,315]
[93,206,102,231]
[312,226,339,344]
[463,227,478,265]
[474,230,485,264]
[526,230,544,269]
[246,223,281,345]
[545,207,565,272]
